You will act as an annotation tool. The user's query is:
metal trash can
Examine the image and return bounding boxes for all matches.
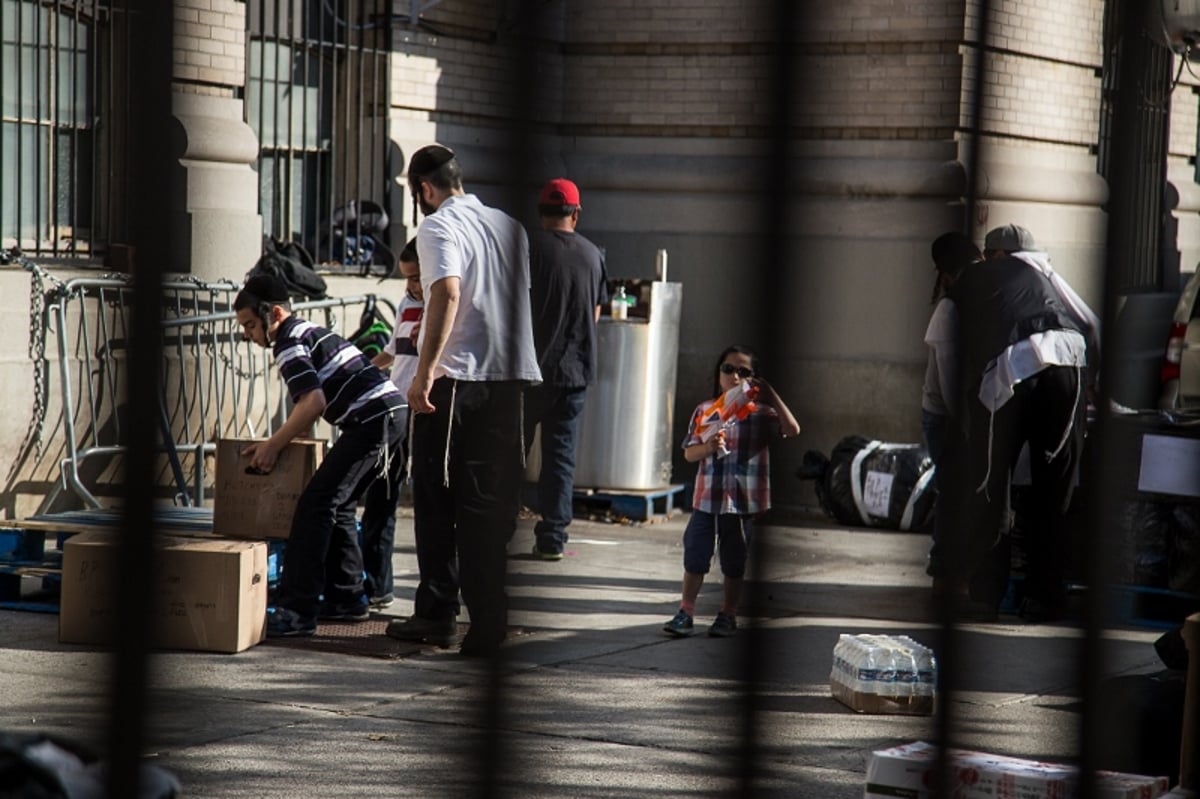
[572,279,682,490]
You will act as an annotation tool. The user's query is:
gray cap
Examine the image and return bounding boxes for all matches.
[984,223,1037,253]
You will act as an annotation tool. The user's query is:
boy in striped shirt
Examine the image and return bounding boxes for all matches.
[235,274,405,637]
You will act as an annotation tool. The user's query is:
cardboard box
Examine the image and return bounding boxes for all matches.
[212,437,325,539]
[59,530,267,653]
[865,741,1170,799]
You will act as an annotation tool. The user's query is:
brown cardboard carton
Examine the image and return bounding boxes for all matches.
[212,437,325,539]
[59,530,267,653]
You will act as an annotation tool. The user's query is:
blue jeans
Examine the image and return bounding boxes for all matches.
[682,511,754,579]
[523,384,587,552]
[276,411,404,619]
[359,408,410,600]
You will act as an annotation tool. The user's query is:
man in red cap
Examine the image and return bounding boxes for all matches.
[524,178,609,559]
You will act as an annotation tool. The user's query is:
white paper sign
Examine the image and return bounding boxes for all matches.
[863,471,895,518]
[1138,434,1200,498]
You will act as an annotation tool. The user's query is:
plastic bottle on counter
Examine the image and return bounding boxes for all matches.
[611,285,628,320]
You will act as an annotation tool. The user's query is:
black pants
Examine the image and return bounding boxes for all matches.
[277,411,404,619]
[931,365,1085,607]
[410,378,524,647]
[359,408,410,600]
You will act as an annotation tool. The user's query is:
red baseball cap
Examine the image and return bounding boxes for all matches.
[539,178,580,206]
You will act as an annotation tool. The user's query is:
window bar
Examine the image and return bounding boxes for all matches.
[49,0,61,258]
[282,0,295,240]
[14,0,25,251]
[33,0,44,255]
[67,0,79,256]
[352,0,365,261]
[96,0,109,253]
[316,0,328,261]
[0,0,7,247]
[299,0,310,249]
[254,0,267,239]
[336,0,349,267]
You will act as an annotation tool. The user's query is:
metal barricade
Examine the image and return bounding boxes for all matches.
[32,271,389,511]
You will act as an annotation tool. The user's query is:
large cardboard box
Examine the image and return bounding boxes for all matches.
[865,741,1169,799]
[59,530,268,653]
[213,437,325,539]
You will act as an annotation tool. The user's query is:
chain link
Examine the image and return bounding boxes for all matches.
[4,248,71,466]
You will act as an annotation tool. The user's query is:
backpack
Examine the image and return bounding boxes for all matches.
[247,236,328,300]
[348,295,392,358]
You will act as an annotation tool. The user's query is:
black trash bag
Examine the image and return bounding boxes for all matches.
[801,435,936,532]
[1169,503,1200,594]
[246,236,327,300]
[0,732,181,798]
[1113,499,1172,587]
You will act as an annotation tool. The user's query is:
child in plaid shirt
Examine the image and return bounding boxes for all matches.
[663,345,800,638]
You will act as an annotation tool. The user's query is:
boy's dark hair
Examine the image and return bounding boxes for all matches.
[711,344,761,398]
[399,237,419,266]
[235,274,292,322]
[929,231,980,304]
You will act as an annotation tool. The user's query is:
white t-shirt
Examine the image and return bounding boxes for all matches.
[416,194,542,383]
[384,291,423,394]
[922,298,958,416]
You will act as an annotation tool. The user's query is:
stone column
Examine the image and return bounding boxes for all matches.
[170,0,262,282]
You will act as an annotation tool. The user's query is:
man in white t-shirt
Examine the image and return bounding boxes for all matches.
[385,144,541,657]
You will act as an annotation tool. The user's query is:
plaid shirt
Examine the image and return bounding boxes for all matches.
[684,398,779,515]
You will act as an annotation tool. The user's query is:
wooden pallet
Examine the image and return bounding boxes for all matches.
[1107,584,1200,630]
[0,506,291,613]
[571,484,686,522]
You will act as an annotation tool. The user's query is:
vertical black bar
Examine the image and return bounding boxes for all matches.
[1086,5,1137,794]
[1,0,7,244]
[732,1,795,795]
[933,1,990,794]
[283,0,294,238]
[107,0,170,794]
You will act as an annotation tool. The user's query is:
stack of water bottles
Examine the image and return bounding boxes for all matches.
[830,633,937,715]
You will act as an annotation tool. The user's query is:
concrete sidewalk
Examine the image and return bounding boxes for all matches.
[0,511,1169,797]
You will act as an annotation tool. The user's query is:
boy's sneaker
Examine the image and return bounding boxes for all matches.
[531,542,564,561]
[266,607,317,638]
[317,598,370,622]
[708,612,738,638]
[662,609,694,637]
[368,593,395,610]
[385,615,457,648]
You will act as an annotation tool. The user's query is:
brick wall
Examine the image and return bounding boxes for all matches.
[174,0,247,94]
[966,0,1104,148]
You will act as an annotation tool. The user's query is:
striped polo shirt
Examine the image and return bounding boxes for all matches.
[272,315,404,427]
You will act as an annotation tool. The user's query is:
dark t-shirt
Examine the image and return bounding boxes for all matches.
[528,227,609,387]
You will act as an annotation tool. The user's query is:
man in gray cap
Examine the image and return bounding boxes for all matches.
[983,223,1100,371]
[385,144,542,657]
[934,227,1092,622]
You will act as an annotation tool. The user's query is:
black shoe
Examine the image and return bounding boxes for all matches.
[266,607,317,638]
[385,615,457,647]
[531,542,564,561]
[317,598,370,622]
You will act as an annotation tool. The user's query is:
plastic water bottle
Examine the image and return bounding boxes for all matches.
[611,285,628,320]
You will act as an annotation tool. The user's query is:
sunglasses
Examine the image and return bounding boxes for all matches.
[719,363,754,378]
